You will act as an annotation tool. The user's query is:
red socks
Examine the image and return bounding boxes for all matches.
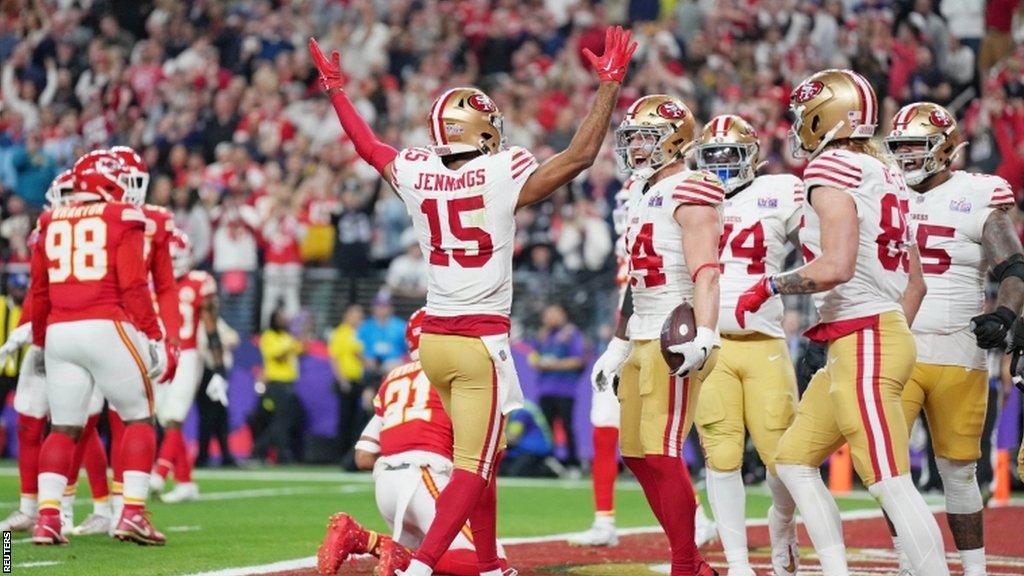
[108,410,125,486]
[645,455,698,576]
[434,549,507,576]
[592,427,618,515]
[16,414,46,497]
[469,451,503,572]
[39,432,75,484]
[121,423,156,475]
[412,469,487,568]
[68,414,100,486]
[155,429,182,480]
[624,456,665,525]
[83,430,109,500]
[173,431,192,483]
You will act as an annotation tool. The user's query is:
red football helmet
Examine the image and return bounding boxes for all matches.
[108,146,150,206]
[45,169,75,207]
[406,307,426,359]
[168,229,192,279]
[72,150,130,202]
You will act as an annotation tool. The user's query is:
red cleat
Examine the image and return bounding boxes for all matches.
[317,513,375,575]
[113,509,166,546]
[374,537,412,576]
[695,559,719,576]
[32,513,68,545]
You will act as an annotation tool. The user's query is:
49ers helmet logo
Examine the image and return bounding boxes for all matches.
[794,80,824,104]
[657,101,686,120]
[467,93,496,113]
[929,108,953,128]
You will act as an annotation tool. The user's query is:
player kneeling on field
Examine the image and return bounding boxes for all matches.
[317,309,508,576]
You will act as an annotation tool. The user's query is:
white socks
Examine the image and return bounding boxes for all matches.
[403,559,433,576]
[122,471,150,507]
[593,513,614,530]
[776,464,848,576]
[868,475,949,576]
[766,472,797,544]
[19,495,37,517]
[707,468,751,573]
[38,472,67,514]
[960,547,987,576]
[93,498,111,518]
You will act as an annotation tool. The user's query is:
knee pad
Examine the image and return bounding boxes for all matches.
[936,458,982,514]
[704,438,745,472]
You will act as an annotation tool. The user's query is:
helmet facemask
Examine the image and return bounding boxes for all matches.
[118,169,150,206]
[696,142,757,192]
[615,124,675,180]
[884,134,965,187]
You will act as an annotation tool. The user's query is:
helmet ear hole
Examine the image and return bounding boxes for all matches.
[811,115,820,133]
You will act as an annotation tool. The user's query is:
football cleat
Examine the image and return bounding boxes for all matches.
[149,474,166,495]
[161,482,199,503]
[0,509,37,532]
[32,513,68,545]
[695,559,720,576]
[694,515,719,550]
[567,522,618,547]
[72,513,112,536]
[375,537,412,576]
[113,510,166,546]
[317,513,374,575]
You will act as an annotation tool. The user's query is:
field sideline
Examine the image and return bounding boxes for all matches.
[0,463,908,576]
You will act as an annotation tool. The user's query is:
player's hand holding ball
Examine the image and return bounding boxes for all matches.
[591,337,631,392]
[661,303,714,376]
[735,275,776,328]
[583,26,638,84]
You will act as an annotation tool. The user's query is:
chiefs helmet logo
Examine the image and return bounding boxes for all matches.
[467,94,496,113]
[929,109,953,128]
[794,81,824,104]
[657,101,686,120]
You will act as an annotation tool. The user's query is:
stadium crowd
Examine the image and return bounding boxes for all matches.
[0,0,1023,484]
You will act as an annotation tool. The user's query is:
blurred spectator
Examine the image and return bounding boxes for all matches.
[328,304,367,460]
[333,185,374,274]
[556,200,613,273]
[0,273,28,406]
[255,309,303,464]
[501,400,557,478]
[196,318,240,468]
[1,196,31,271]
[385,230,427,299]
[259,188,306,328]
[531,304,585,470]
[211,192,260,331]
[357,293,408,378]
[941,0,984,53]
[981,0,1019,75]
[10,130,57,207]
[2,49,56,130]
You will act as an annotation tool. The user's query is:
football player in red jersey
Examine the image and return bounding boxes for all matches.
[29,150,168,545]
[104,145,182,527]
[150,231,218,503]
[318,309,507,576]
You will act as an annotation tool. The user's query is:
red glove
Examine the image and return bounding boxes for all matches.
[160,340,180,384]
[583,26,638,84]
[735,276,776,329]
[309,38,347,93]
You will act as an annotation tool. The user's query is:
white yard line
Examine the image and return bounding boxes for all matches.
[15,561,62,569]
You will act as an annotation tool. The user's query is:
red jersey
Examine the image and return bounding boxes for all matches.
[30,202,160,345]
[141,205,182,344]
[176,271,216,351]
[373,361,453,459]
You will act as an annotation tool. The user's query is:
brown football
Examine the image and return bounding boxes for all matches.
[660,302,696,373]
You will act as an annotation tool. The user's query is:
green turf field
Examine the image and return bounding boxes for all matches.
[0,466,881,576]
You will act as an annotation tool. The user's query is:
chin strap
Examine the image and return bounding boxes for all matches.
[808,121,847,159]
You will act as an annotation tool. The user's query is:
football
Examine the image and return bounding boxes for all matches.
[660,302,697,373]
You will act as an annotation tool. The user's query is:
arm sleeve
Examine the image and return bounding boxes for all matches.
[117,227,163,340]
[151,237,182,343]
[355,415,383,454]
[29,240,50,347]
[328,90,398,176]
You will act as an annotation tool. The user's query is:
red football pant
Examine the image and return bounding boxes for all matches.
[16,414,47,497]
[625,455,700,575]
[468,451,503,572]
[108,409,125,489]
[411,470,487,568]
[155,428,191,482]
[67,414,109,499]
[592,427,618,515]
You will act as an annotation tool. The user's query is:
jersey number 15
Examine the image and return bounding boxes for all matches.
[420,196,494,268]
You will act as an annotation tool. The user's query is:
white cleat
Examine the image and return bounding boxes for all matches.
[695,517,719,550]
[897,570,916,576]
[567,523,619,547]
[149,474,166,495]
[161,482,199,503]
[60,509,74,535]
[0,510,36,532]
[72,513,112,536]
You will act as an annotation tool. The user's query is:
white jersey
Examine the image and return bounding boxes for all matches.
[800,149,911,326]
[390,146,538,325]
[908,171,1015,370]
[624,169,726,340]
[719,174,804,337]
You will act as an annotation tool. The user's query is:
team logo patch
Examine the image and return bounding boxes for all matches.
[467,93,496,113]
[648,194,664,207]
[757,197,779,209]
[949,198,972,213]
[657,101,686,120]
[444,122,465,137]
[794,80,824,103]
[929,108,953,128]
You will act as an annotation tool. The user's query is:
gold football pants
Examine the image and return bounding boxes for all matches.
[903,363,988,461]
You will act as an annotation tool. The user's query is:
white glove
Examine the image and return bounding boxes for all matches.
[591,337,632,392]
[667,326,716,376]
[147,339,167,380]
[0,322,32,368]
[206,373,229,406]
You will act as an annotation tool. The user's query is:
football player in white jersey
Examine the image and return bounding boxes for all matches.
[693,115,803,576]
[734,69,948,576]
[590,94,725,576]
[884,101,1024,576]
[310,26,636,576]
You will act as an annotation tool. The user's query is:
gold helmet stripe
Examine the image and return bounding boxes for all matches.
[429,88,460,146]
[847,70,877,127]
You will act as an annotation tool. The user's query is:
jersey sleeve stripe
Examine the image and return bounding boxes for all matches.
[511,156,533,172]
[511,160,538,181]
[673,187,723,204]
[804,170,860,189]
[511,149,527,161]
[990,194,1015,206]
[675,180,725,197]
[813,155,862,178]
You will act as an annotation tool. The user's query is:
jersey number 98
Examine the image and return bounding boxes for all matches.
[45,218,108,283]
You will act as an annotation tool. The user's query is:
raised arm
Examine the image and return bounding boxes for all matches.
[516,27,636,210]
[309,38,398,181]
[971,207,1024,348]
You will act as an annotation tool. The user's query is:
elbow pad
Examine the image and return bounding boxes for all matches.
[992,253,1024,284]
